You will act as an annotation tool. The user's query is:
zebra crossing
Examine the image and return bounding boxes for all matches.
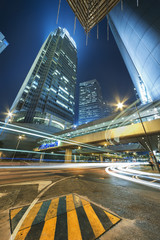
[10,193,121,240]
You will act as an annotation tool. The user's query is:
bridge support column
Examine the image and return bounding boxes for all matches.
[40,153,45,163]
[65,149,72,163]
[100,154,103,162]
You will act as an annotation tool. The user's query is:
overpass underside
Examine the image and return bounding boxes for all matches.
[38,118,160,154]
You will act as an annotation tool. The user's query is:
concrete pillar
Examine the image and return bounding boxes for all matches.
[65,149,72,163]
[40,153,45,163]
[100,154,103,163]
[158,140,160,152]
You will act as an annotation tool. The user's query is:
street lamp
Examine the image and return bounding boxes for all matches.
[11,135,23,162]
[8,112,13,118]
[117,102,124,110]
[0,111,13,136]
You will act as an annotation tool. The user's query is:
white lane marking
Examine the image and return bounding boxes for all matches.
[0,181,52,193]
[106,167,160,190]
[10,176,72,240]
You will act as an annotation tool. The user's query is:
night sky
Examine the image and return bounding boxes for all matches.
[0,0,135,122]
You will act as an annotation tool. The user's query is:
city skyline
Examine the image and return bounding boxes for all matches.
[0,0,135,122]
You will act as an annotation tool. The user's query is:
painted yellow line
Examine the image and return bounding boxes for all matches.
[40,217,57,240]
[80,198,89,206]
[45,197,59,221]
[66,194,75,212]
[14,227,31,240]
[66,194,82,240]
[104,211,120,224]
[20,202,43,230]
[81,200,105,238]
[10,208,22,220]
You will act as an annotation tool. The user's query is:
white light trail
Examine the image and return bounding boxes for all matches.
[106,166,160,190]
[0,148,65,156]
[121,166,160,177]
[0,121,108,152]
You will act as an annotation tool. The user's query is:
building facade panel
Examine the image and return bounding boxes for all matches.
[0,32,9,54]
[109,0,160,103]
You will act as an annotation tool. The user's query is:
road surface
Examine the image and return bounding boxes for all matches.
[0,166,159,240]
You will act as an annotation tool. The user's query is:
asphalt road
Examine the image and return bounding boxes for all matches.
[0,167,160,240]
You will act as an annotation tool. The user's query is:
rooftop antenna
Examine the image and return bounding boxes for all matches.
[107,15,109,40]
[56,0,61,24]
[137,0,139,7]
[97,0,100,39]
[121,0,123,10]
[74,0,78,35]
[107,0,109,40]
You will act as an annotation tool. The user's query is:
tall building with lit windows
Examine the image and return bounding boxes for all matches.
[10,27,77,131]
[109,0,160,104]
[78,79,103,125]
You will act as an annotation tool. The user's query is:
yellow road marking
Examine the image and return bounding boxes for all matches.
[80,198,89,206]
[81,200,105,238]
[14,227,31,240]
[10,194,121,240]
[10,208,22,220]
[104,211,120,224]
[66,194,75,211]
[66,195,82,240]
[20,202,43,230]
[40,217,57,240]
[45,197,59,221]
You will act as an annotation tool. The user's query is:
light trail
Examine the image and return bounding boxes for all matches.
[106,164,160,190]
[0,148,65,156]
[0,162,146,169]
[0,121,108,152]
[121,166,160,177]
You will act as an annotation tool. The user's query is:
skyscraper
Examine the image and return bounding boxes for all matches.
[0,32,9,54]
[78,79,103,125]
[109,0,160,104]
[10,28,77,131]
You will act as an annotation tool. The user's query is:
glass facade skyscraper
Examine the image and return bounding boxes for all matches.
[0,32,9,54]
[10,27,77,131]
[78,79,103,125]
[109,0,160,104]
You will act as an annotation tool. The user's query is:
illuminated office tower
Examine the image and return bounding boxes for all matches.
[0,32,9,54]
[78,79,103,125]
[10,27,77,131]
[109,0,160,104]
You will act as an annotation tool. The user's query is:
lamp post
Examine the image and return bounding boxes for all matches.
[117,101,160,172]
[134,102,160,172]
[11,136,23,162]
